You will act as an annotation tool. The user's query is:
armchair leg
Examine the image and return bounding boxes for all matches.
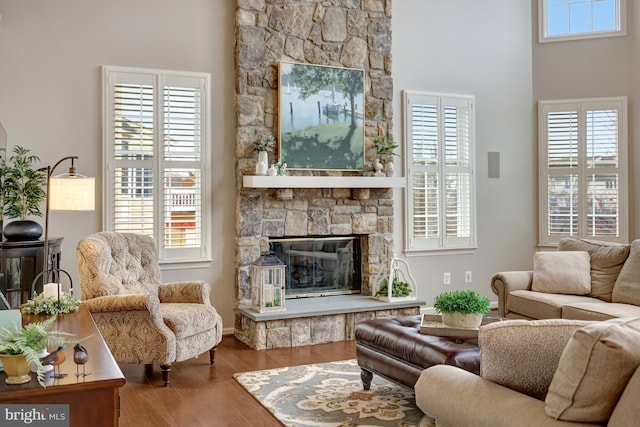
[209,346,217,365]
[144,364,153,380]
[160,363,172,387]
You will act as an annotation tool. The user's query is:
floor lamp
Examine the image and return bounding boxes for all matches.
[41,156,95,298]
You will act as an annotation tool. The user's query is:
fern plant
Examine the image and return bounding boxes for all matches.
[0,316,80,386]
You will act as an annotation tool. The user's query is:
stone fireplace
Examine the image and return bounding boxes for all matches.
[233,0,422,349]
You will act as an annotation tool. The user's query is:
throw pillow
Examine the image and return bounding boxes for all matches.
[612,239,640,305]
[531,251,591,295]
[559,238,630,302]
[545,318,640,422]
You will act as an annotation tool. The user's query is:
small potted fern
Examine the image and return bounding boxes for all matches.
[0,316,79,386]
[433,289,491,329]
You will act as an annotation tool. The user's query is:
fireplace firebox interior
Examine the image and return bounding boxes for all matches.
[269,236,361,299]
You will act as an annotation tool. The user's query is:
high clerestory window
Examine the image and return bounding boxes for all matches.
[538,97,628,246]
[102,66,211,264]
[403,91,476,253]
[539,0,626,42]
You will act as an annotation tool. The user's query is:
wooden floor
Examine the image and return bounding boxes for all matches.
[118,337,357,427]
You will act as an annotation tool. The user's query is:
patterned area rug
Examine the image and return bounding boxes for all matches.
[233,359,435,427]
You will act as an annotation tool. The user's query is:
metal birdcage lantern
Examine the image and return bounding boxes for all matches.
[251,251,286,313]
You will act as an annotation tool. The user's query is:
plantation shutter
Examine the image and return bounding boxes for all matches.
[405,91,476,251]
[104,67,210,262]
[539,97,628,245]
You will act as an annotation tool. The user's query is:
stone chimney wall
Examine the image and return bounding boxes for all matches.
[234,0,394,307]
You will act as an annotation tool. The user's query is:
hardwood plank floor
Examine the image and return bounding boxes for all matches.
[118,337,357,427]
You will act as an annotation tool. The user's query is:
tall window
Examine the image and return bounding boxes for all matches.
[539,0,626,42]
[103,66,211,263]
[538,97,628,246]
[403,91,476,252]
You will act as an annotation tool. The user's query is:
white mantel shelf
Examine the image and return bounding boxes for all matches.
[243,175,406,189]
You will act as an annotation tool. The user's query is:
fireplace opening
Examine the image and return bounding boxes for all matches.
[269,236,361,299]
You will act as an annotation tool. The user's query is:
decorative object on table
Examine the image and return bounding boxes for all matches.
[20,290,81,316]
[234,359,432,427]
[419,313,503,337]
[372,135,399,178]
[41,345,67,379]
[73,343,90,377]
[250,251,286,313]
[1,145,47,241]
[279,61,365,171]
[31,348,54,374]
[373,254,417,302]
[39,155,94,295]
[267,164,277,176]
[0,315,81,386]
[253,135,275,176]
[433,289,491,329]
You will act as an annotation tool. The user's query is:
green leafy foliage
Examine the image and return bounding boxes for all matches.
[372,135,399,157]
[433,289,491,315]
[375,276,413,298]
[254,135,276,152]
[21,292,81,315]
[0,316,82,387]
[2,146,47,220]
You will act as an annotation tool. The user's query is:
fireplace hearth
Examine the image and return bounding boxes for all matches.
[269,236,361,299]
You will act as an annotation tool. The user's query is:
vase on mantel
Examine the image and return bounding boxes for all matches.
[385,160,395,177]
[256,151,268,176]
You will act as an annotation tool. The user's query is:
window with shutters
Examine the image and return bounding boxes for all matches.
[102,66,211,264]
[403,91,476,253]
[538,0,626,42]
[538,97,628,246]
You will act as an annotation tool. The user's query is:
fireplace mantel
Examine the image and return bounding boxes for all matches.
[243,175,406,189]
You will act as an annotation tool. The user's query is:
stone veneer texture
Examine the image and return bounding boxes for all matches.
[234,0,396,348]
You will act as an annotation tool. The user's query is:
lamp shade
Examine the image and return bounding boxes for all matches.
[49,174,95,211]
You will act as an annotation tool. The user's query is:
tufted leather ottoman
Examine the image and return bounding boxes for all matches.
[355,315,480,389]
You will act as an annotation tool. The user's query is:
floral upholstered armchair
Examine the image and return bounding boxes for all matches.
[76,231,223,386]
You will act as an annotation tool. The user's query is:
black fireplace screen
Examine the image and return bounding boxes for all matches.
[269,236,361,298]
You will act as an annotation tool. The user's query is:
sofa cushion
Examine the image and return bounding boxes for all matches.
[480,319,589,401]
[507,290,601,320]
[612,239,640,306]
[545,317,640,422]
[562,302,640,321]
[532,251,591,295]
[559,238,630,302]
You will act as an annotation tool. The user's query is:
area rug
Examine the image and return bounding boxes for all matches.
[233,359,435,427]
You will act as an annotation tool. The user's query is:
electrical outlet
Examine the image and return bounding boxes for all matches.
[443,272,451,285]
[465,271,472,283]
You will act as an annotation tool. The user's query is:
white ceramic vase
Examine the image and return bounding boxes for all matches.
[256,151,268,175]
[385,160,395,177]
[441,312,483,329]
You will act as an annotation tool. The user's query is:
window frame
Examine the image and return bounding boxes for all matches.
[403,90,477,255]
[102,65,212,266]
[538,0,627,43]
[538,96,629,247]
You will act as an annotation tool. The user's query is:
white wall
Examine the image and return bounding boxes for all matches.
[532,0,640,239]
[0,0,238,329]
[392,1,536,306]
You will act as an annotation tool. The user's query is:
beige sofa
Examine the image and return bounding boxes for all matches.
[415,318,640,427]
[491,238,640,320]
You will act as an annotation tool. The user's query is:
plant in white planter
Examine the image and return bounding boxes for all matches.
[253,135,276,176]
[433,289,491,329]
[372,135,398,177]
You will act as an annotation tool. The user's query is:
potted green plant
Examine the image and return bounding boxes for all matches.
[375,276,413,300]
[372,135,399,177]
[2,145,47,241]
[0,316,79,386]
[253,135,276,176]
[433,289,491,329]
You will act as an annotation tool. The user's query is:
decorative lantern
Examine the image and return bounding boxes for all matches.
[251,251,286,313]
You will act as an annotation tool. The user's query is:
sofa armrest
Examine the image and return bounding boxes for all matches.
[480,319,590,400]
[158,281,210,304]
[491,271,533,317]
[415,365,596,427]
[82,294,157,313]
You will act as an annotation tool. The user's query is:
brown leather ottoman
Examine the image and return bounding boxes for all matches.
[355,315,480,389]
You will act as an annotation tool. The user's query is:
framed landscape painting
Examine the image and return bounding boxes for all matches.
[279,62,365,171]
